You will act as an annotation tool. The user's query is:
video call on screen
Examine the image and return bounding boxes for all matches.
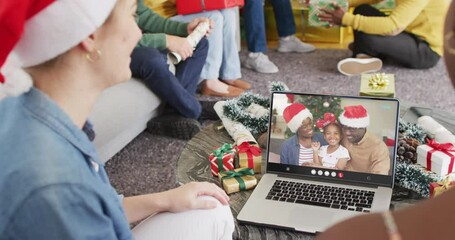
[267,93,399,177]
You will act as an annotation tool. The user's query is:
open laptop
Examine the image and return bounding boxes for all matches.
[237,92,399,234]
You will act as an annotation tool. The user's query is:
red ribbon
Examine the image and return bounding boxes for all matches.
[237,142,261,169]
[426,139,455,173]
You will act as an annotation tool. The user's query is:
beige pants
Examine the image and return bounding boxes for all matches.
[132,196,235,240]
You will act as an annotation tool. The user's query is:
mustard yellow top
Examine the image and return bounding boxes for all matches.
[145,0,177,18]
[342,0,450,55]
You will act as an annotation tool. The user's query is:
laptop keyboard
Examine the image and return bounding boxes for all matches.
[266,180,375,213]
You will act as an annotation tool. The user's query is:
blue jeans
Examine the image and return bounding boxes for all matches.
[171,8,242,81]
[130,38,209,119]
[243,0,296,53]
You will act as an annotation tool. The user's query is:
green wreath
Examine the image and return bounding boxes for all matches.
[223,92,270,135]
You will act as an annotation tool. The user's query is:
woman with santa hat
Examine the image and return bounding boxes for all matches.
[0,0,233,239]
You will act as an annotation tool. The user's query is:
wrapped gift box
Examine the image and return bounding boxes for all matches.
[416,141,455,176]
[209,143,236,177]
[360,73,396,98]
[430,178,455,197]
[237,142,262,173]
[308,0,349,27]
[218,168,257,194]
[373,0,395,10]
[176,0,244,15]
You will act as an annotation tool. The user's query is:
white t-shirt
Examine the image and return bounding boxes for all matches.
[318,145,350,168]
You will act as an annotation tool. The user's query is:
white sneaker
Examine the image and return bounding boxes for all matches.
[277,36,316,53]
[337,57,383,76]
[242,52,279,74]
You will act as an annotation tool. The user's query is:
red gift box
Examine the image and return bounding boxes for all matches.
[209,143,236,176]
[176,0,244,15]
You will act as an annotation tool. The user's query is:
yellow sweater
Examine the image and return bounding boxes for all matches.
[342,0,450,55]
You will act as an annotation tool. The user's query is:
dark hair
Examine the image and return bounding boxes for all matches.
[323,122,342,133]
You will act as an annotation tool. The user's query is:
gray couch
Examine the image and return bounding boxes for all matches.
[90,78,161,164]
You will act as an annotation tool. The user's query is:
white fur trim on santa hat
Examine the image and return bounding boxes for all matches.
[287,108,313,133]
[14,0,117,67]
[339,112,370,128]
[0,54,33,100]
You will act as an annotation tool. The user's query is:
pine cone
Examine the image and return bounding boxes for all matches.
[396,138,418,164]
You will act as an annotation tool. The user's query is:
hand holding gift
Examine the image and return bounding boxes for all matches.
[309,0,349,27]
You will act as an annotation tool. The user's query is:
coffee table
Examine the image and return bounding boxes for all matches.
[176,105,454,239]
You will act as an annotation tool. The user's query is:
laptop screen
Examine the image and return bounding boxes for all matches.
[266,92,399,187]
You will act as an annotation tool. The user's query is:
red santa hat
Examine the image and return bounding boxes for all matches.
[0,0,116,99]
[283,103,313,133]
[339,105,370,128]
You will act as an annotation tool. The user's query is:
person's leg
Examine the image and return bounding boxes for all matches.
[243,0,267,53]
[271,0,315,53]
[171,12,244,97]
[132,196,235,240]
[352,4,439,69]
[130,47,201,119]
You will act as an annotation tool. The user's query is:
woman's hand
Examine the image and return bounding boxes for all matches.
[166,35,193,60]
[318,2,346,26]
[187,17,214,37]
[163,182,230,213]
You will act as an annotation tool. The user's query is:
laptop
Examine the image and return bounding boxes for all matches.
[237,92,399,234]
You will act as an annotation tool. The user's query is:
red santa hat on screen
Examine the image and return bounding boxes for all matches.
[339,105,370,128]
[0,0,116,99]
[283,103,313,133]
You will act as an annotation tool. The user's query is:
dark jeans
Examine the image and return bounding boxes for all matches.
[130,38,209,119]
[243,0,296,52]
[352,4,440,69]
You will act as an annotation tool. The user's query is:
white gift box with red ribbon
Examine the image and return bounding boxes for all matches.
[417,140,455,176]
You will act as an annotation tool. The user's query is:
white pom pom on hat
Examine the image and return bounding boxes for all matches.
[339,105,370,128]
[0,0,117,99]
[283,103,313,133]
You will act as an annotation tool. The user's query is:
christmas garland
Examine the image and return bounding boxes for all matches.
[222,82,289,135]
[223,92,270,135]
[394,161,443,198]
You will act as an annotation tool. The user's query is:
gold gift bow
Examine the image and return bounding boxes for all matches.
[436,176,453,190]
[368,73,389,89]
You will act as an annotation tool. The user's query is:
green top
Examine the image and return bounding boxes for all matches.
[136,0,188,50]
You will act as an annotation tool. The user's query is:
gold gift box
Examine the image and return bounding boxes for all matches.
[238,143,262,173]
[218,168,257,194]
[360,73,395,98]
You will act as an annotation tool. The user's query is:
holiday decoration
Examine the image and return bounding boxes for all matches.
[168,19,210,64]
[295,95,342,130]
[283,102,313,133]
[360,73,395,98]
[339,105,370,128]
[418,116,455,145]
[218,168,257,194]
[398,119,427,144]
[396,138,419,164]
[222,92,270,136]
[237,142,262,173]
[430,176,455,197]
[308,0,349,27]
[176,0,244,15]
[208,143,236,176]
[395,161,443,198]
[316,112,337,130]
[416,139,455,176]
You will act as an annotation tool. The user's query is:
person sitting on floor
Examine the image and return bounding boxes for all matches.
[147,0,250,97]
[319,4,455,238]
[131,0,218,140]
[317,0,450,76]
[242,0,316,74]
[0,0,234,239]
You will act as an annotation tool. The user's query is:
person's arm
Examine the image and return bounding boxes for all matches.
[123,182,229,223]
[342,0,430,36]
[318,187,455,240]
[6,184,121,239]
[136,0,188,49]
[311,142,322,166]
[335,158,349,169]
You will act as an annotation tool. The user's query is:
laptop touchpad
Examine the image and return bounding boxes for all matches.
[290,207,334,232]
